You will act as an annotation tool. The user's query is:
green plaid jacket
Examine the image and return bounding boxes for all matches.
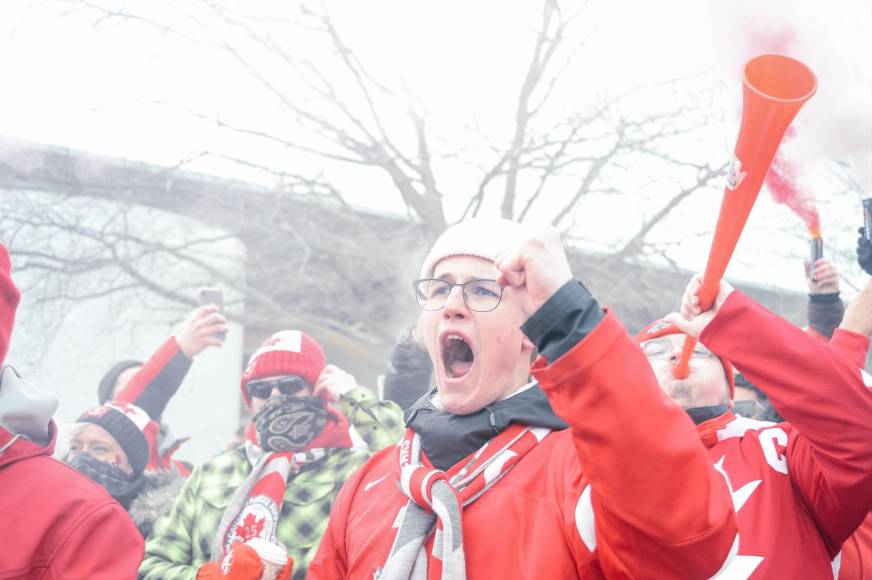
[139,387,404,580]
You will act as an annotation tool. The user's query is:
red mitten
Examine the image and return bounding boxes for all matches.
[196,543,264,580]
[275,556,295,580]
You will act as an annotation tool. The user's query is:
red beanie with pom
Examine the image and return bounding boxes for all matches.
[240,330,327,406]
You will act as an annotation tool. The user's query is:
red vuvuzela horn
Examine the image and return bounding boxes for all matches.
[672,54,816,379]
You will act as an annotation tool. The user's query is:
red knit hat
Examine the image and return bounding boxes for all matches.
[240,330,327,406]
[0,243,21,366]
[635,319,735,400]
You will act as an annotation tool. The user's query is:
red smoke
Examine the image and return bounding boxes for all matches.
[765,130,821,238]
[748,27,795,57]
[749,26,821,238]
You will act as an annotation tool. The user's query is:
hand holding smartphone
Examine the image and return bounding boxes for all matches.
[198,287,226,341]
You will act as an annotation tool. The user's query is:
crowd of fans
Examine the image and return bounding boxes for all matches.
[1,216,871,579]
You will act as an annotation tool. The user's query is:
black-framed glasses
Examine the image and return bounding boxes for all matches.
[245,375,313,399]
[413,278,505,312]
[641,337,713,359]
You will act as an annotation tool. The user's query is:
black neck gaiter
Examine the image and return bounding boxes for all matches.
[685,405,731,425]
[68,452,144,508]
[405,384,568,471]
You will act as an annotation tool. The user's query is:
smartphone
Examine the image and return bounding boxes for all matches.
[198,287,226,341]
[863,198,872,241]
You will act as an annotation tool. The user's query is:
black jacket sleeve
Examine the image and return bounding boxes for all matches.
[522,280,604,363]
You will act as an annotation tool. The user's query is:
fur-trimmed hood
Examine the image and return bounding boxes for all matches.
[128,469,185,538]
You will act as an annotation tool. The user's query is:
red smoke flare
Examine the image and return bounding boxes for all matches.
[749,27,821,238]
[765,132,821,238]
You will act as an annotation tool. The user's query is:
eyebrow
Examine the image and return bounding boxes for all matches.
[434,274,493,283]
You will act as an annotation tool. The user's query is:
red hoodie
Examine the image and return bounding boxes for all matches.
[0,423,144,579]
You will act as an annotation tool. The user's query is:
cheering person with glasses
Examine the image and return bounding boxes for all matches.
[310,218,740,579]
[140,330,404,580]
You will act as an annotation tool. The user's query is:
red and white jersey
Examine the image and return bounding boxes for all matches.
[311,291,870,580]
[311,310,738,579]
[710,416,842,577]
[699,293,872,579]
[828,327,872,580]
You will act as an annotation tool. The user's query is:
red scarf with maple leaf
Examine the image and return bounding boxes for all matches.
[210,403,356,560]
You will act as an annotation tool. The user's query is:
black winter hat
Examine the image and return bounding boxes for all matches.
[97,360,142,404]
[76,403,152,477]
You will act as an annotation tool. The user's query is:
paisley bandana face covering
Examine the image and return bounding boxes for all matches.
[253,394,329,452]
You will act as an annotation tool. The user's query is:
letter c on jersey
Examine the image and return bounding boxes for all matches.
[758,427,788,475]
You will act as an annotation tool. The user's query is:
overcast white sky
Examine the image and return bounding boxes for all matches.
[0,0,869,292]
[0,1,720,172]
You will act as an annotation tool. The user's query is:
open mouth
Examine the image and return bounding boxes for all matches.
[664,376,691,401]
[441,333,475,379]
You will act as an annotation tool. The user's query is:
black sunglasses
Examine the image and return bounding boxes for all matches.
[246,376,312,399]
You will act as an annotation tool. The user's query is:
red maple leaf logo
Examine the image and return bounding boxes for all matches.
[234,513,265,542]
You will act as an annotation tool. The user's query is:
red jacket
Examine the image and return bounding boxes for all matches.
[309,309,737,579]
[827,327,872,580]
[827,327,869,371]
[0,423,143,579]
[699,292,872,578]
[842,515,872,580]
[114,337,191,474]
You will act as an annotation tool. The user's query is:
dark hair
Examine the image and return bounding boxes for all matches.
[98,360,142,404]
[734,373,783,423]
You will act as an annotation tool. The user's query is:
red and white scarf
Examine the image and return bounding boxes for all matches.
[211,403,359,560]
[379,423,551,580]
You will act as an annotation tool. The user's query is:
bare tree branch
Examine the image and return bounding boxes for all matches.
[502,0,565,219]
[614,162,727,258]
[551,124,626,227]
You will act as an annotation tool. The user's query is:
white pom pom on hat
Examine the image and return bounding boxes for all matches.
[419,217,528,279]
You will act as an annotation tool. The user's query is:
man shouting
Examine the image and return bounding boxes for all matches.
[309,219,738,579]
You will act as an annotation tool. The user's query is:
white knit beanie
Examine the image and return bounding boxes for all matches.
[420,217,527,279]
